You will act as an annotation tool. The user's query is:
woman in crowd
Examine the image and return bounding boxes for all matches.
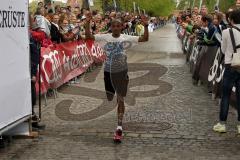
[59,16,75,42]
[213,12,227,35]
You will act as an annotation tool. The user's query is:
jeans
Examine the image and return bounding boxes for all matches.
[220,65,240,121]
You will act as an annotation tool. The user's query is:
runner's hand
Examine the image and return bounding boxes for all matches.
[141,15,149,26]
[85,11,92,22]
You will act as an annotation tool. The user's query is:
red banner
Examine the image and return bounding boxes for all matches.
[36,40,106,94]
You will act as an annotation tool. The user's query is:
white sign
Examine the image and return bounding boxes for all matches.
[0,0,31,134]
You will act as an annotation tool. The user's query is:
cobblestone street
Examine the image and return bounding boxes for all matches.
[1,24,240,160]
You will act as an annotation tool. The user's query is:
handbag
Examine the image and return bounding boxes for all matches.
[229,26,240,69]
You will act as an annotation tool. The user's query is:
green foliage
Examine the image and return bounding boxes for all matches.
[140,0,176,16]
[29,0,38,14]
[116,0,176,16]
[177,0,236,13]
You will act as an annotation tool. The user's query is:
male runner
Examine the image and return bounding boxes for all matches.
[85,12,149,142]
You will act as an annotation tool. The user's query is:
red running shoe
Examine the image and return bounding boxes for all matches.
[113,128,123,143]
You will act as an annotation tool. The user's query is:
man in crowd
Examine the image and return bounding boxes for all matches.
[213,9,240,134]
[50,14,61,43]
[200,5,208,16]
[193,6,199,15]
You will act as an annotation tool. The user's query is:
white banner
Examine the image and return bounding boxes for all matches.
[0,0,31,133]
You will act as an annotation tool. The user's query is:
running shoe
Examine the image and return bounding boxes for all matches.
[213,123,226,133]
[237,125,240,134]
[113,128,123,143]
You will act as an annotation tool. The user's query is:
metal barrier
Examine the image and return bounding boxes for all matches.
[176,24,238,107]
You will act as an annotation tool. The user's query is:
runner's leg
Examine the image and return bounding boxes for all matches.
[117,95,125,126]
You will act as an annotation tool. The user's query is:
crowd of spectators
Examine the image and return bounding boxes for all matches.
[29,1,166,46]
[176,2,240,134]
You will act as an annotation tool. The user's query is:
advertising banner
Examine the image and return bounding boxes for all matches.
[36,40,106,94]
[0,0,31,133]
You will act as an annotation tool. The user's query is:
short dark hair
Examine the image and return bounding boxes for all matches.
[202,14,213,23]
[229,9,240,24]
[55,5,60,10]
[214,12,223,22]
[186,14,192,18]
[226,10,233,24]
[38,2,43,6]
[111,19,122,25]
[35,7,43,15]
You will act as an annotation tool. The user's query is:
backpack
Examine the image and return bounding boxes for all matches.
[229,26,240,69]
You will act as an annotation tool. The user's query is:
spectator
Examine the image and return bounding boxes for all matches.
[54,5,61,15]
[74,7,81,19]
[148,20,154,33]
[200,15,218,46]
[193,6,199,15]
[35,7,51,37]
[59,17,75,42]
[200,5,208,16]
[213,12,227,35]
[29,14,40,124]
[38,1,44,8]
[136,20,144,36]
[61,7,67,14]
[213,9,240,134]
[50,14,61,43]
[69,14,77,30]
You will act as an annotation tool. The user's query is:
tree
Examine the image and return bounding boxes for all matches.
[29,0,38,14]
[117,0,176,16]
[177,0,236,12]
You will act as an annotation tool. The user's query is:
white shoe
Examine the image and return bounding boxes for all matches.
[237,125,240,134]
[213,123,226,133]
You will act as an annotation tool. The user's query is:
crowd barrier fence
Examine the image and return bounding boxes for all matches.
[176,24,237,106]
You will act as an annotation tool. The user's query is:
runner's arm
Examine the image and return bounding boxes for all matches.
[85,12,95,40]
[139,15,149,42]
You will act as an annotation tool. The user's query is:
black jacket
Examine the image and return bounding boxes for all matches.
[30,36,40,78]
[50,23,61,43]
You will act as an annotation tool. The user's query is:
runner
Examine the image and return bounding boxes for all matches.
[85,11,149,143]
